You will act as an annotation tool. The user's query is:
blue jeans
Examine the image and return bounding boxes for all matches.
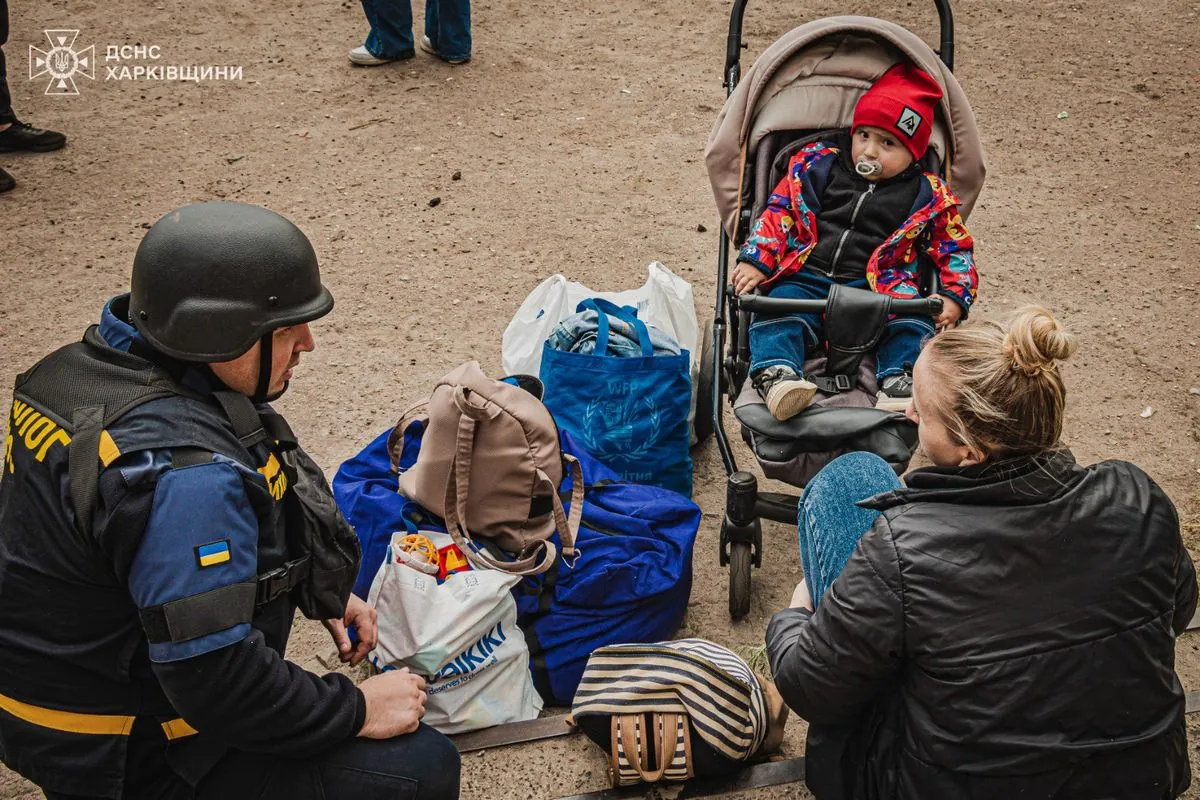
[748,271,935,380]
[360,0,471,61]
[798,452,902,608]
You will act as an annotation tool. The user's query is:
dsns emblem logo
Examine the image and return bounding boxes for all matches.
[29,30,95,96]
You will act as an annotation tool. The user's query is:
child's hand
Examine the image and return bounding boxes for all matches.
[732,262,767,295]
[934,298,963,332]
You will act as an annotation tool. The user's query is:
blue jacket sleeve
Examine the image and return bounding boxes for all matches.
[126,460,366,754]
[128,461,259,662]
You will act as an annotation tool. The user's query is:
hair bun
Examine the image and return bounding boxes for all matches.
[1002,306,1076,376]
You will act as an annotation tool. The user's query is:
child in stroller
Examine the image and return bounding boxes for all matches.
[732,63,978,420]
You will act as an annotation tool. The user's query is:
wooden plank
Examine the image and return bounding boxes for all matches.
[449,714,574,753]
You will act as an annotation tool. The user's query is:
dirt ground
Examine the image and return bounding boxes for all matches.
[2,0,1199,796]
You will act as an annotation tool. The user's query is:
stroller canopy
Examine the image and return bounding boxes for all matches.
[705,16,987,236]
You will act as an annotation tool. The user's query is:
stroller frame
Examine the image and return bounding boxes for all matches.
[707,0,957,619]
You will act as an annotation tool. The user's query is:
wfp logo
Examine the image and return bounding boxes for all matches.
[581,381,660,461]
[29,30,95,96]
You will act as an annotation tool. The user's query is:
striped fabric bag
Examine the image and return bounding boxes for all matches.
[570,639,787,787]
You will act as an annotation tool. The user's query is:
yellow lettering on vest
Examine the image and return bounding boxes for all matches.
[23,417,56,453]
[3,433,13,475]
[9,400,27,427]
[35,429,71,462]
[15,410,39,436]
[257,453,289,501]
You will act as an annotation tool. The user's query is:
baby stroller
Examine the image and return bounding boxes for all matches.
[700,0,987,618]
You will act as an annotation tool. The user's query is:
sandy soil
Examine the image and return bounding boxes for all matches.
[2,0,1199,796]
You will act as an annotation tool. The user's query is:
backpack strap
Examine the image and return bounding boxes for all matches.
[442,386,584,576]
[68,406,106,539]
[540,453,582,566]
[444,411,558,576]
[212,390,269,449]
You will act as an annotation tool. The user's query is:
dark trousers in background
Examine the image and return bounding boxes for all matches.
[0,0,15,125]
[44,722,462,800]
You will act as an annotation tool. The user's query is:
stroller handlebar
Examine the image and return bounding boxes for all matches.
[736,293,944,317]
[724,0,954,87]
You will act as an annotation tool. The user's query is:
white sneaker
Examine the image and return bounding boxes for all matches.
[348,46,399,66]
[765,378,818,421]
[419,35,469,64]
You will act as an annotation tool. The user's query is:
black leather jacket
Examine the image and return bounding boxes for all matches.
[767,449,1195,799]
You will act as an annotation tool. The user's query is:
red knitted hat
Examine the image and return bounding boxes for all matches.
[852,63,943,162]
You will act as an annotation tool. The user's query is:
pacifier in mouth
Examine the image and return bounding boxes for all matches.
[855,160,883,178]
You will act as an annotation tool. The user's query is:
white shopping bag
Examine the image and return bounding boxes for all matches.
[367,530,543,734]
[501,262,702,442]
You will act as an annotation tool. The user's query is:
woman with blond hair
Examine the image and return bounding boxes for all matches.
[766,307,1195,799]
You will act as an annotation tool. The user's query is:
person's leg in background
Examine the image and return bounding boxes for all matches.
[350,0,416,65]
[748,272,831,421]
[197,723,462,800]
[421,0,471,64]
[0,0,14,129]
[797,451,902,609]
[873,314,935,411]
[1,0,14,192]
[0,0,67,188]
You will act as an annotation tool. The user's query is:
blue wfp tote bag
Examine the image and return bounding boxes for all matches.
[540,298,692,496]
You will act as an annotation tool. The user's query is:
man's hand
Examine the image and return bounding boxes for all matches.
[933,298,963,332]
[357,668,427,738]
[323,593,377,667]
[790,579,814,612]
[732,262,768,295]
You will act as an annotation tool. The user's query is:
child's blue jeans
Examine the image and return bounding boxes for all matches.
[360,0,471,61]
[748,271,935,380]
[798,452,902,608]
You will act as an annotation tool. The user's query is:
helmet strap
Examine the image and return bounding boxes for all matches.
[252,332,274,403]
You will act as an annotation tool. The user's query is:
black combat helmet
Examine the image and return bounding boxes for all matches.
[130,202,333,363]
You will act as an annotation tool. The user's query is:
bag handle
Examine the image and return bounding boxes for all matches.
[612,713,672,784]
[578,298,653,357]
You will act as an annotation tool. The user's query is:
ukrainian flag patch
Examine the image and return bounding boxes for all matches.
[194,540,232,569]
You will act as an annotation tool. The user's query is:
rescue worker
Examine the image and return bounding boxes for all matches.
[0,202,461,799]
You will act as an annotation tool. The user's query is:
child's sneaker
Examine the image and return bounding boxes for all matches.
[754,366,818,421]
[876,373,913,413]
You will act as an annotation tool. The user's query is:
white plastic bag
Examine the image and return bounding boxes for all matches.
[367,530,543,734]
[501,262,702,442]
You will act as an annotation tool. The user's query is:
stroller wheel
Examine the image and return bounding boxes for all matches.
[728,541,753,619]
[691,318,716,448]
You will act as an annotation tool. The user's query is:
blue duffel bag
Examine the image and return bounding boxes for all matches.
[332,420,700,706]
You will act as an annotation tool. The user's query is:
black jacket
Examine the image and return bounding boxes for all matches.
[805,134,922,283]
[767,450,1195,799]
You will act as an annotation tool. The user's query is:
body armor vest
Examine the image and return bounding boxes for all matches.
[0,326,304,797]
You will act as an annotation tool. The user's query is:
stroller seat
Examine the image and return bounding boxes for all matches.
[733,358,917,482]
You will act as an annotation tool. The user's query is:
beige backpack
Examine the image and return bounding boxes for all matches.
[395,362,582,576]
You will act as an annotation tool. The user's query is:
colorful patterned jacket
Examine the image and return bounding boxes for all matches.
[738,141,977,314]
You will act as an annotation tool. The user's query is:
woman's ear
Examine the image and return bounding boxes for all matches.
[958,445,987,467]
